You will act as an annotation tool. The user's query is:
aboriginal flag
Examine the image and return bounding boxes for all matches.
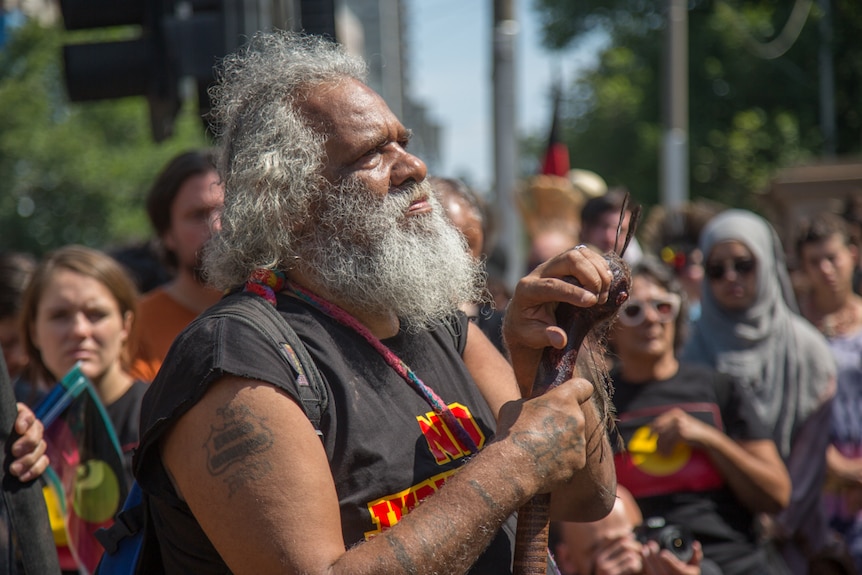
[539,84,570,177]
[35,364,127,575]
[613,403,726,500]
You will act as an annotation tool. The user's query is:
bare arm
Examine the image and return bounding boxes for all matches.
[651,408,790,513]
[161,372,603,575]
[462,321,520,418]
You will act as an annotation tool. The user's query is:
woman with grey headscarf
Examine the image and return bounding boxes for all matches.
[683,209,837,574]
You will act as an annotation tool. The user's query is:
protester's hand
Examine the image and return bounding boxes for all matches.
[8,403,49,482]
[591,532,644,575]
[650,408,717,455]
[502,246,612,393]
[494,376,594,493]
[641,540,702,575]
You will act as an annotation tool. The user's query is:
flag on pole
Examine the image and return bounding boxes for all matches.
[539,83,570,177]
[35,364,128,575]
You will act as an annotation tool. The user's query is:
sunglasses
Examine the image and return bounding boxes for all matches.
[618,294,681,327]
[705,258,756,281]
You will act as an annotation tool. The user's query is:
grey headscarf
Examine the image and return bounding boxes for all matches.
[682,210,835,458]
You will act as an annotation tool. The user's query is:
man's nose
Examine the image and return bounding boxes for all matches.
[390,147,427,188]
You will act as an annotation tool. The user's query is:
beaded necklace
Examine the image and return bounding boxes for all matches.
[244,268,479,454]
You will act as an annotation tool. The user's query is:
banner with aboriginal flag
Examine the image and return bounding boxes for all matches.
[35,363,127,575]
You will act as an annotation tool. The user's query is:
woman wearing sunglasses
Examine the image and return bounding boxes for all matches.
[683,209,838,574]
[610,256,790,575]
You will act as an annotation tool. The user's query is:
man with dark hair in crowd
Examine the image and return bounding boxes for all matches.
[842,195,862,295]
[580,187,643,265]
[797,211,862,574]
[130,150,225,381]
[134,31,617,574]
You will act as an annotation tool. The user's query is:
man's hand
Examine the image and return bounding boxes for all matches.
[8,403,49,482]
[592,533,644,575]
[641,540,703,575]
[503,246,613,393]
[494,376,595,493]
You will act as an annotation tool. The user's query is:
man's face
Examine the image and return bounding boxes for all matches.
[162,170,224,282]
[556,495,643,575]
[292,80,481,329]
[301,78,427,199]
[800,233,858,298]
[582,210,631,253]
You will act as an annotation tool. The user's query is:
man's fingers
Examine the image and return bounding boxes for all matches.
[537,248,612,303]
[12,414,44,457]
[9,439,48,481]
[14,402,37,435]
[558,377,595,405]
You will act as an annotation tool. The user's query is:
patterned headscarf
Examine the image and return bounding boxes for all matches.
[683,210,835,458]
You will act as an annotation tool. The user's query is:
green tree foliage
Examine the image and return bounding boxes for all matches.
[531,0,862,210]
[0,20,210,257]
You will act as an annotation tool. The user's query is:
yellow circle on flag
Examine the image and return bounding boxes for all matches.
[627,425,691,476]
[73,459,121,523]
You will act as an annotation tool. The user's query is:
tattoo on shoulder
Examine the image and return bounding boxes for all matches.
[204,403,275,494]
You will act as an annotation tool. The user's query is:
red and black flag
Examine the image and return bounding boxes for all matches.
[35,364,128,574]
[539,84,570,177]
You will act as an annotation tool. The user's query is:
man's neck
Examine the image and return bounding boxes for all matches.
[287,272,400,339]
[163,272,222,314]
[804,289,862,337]
[618,353,679,384]
[809,286,850,316]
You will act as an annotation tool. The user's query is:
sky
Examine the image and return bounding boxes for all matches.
[406,0,601,193]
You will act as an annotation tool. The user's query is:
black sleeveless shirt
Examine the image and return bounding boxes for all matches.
[135,293,516,574]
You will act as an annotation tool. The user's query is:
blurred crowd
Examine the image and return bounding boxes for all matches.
[2,149,862,575]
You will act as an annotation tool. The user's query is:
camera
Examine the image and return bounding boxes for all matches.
[634,517,694,563]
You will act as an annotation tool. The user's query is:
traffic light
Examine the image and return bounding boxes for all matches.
[59,1,340,142]
[60,0,181,142]
[300,0,336,40]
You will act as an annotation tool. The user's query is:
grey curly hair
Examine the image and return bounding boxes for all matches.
[204,30,368,290]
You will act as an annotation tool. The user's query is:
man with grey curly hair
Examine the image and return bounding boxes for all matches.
[135,30,618,575]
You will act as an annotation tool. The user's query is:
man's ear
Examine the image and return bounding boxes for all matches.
[161,229,177,253]
[849,243,860,267]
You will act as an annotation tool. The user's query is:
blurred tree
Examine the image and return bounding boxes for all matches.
[0,20,209,257]
[531,0,862,210]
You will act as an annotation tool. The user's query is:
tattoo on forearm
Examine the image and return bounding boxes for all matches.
[467,479,504,516]
[205,403,274,486]
[386,535,420,575]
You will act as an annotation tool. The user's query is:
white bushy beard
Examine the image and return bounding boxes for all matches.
[295,178,485,331]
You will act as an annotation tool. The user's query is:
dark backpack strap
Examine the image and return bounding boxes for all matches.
[209,291,329,432]
[94,482,144,562]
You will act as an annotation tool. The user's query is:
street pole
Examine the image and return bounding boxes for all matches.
[818,0,836,157]
[661,0,689,223]
[493,0,522,290]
